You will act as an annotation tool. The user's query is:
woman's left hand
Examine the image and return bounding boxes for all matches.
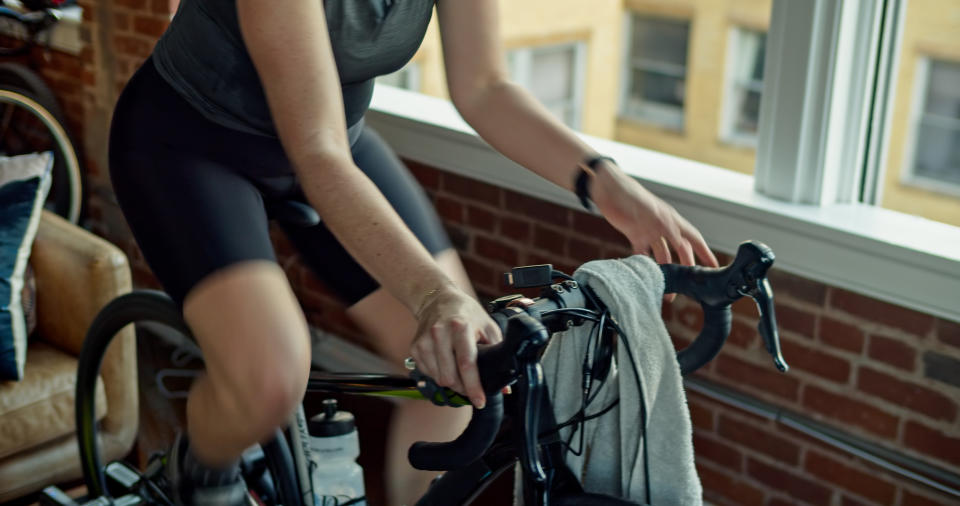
[591,160,719,271]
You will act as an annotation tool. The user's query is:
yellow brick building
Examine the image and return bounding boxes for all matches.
[392,0,959,227]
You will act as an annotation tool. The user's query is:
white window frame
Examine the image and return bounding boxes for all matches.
[507,41,587,130]
[900,57,960,198]
[619,13,690,131]
[720,28,766,148]
[365,0,960,324]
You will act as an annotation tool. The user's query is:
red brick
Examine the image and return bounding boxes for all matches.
[134,15,169,38]
[868,334,917,372]
[802,385,899,438]
[697,463,765,506]
[567,237,601,263]
[693,433,742,469]
[830,288,934,336]
[114,35,154,58]
[474,236,519,267]
[857,367,956,422]
[728,318,758,348]
[717,415,800,464]
[733,297,757,318]
[436,196,464,223]
[461,256,496,289]
[466,206,496,233]
[571,211,628,247]
[902,489,950,506]
[678,305,704,333]
[780,338,851,383]
[443,173,501,206]
[499,216,530,242]
[152,0,173,14]
[774,302,816,338]
[903,421,960,466]
[115,0,147,9]
[767,499,793,506]
[768,270,827,306]
[406,161,439,190]
[840,495,872,506]
[804,451,897,504]
[937,318,960,349]
[661,299,675,326]
[819,316,865,353]
[505,191,570,228]
[114,12,131,31]
[689,399,714,431]
[714,355,800,401]
[747,458,832,505]
[533,225,565,254]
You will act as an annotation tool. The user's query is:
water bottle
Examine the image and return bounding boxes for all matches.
[308,399,367,506]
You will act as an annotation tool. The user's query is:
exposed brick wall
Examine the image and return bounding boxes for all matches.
[399,163,960,506]
[24,3,960,504]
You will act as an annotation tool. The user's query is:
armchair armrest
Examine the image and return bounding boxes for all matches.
[29,211,138,446]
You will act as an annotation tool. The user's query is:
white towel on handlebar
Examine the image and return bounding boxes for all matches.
[516,254,702,505]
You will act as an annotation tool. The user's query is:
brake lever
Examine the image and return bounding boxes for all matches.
[741,276,788,372]
[732,242,789,372]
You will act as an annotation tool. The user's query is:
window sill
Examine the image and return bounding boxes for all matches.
[368,85,960,322]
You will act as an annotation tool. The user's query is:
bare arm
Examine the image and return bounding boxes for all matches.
[236,0,497,406]
[438,0,717,268]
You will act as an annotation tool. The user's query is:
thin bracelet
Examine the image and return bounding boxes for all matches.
[574,155,616,211]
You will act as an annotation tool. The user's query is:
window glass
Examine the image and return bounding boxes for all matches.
[508,42,584,129]
[726,29,767,141]
[879,0,960,226]
[623,15,690,130]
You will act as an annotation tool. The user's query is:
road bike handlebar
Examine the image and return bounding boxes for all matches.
[408,241,787,473]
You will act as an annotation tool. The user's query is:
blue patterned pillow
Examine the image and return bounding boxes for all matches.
[1,152,52,381]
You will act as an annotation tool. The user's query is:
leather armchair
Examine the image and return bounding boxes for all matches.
[0,211,138,501]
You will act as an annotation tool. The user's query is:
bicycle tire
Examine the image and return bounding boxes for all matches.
[75,290,303,505]
[0,62,66,120]
[0,86,82,222]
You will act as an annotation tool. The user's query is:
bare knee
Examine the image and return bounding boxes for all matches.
[183,261,312,439]
[220,342,310,434]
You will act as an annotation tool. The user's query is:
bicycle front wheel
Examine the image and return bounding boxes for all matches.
[76,290,304,505]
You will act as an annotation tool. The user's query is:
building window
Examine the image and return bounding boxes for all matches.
[722,28,766,145]
[376,63,422,92]
[507,42,586,129]
[908,59,960,189]
[622,15,690,130]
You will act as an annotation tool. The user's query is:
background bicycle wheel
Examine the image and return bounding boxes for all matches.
[0,64,83,223]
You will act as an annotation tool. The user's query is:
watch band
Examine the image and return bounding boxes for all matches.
[574,155,615,211]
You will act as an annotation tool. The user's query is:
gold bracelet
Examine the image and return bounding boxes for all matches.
[414,287,442,319]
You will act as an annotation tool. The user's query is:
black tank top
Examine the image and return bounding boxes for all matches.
[152,0,436,139]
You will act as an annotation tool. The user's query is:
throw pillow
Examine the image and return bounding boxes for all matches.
[1,152,52,381]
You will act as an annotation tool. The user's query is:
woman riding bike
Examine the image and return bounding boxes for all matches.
[108,1,718,504]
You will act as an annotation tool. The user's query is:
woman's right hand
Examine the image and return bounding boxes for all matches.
[410,285,503,410]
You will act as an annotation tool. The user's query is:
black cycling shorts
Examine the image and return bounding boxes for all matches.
[109,57,450,308]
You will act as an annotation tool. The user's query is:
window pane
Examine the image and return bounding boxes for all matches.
[508,42,584,129]
[879,0,960,227]
[529,47,575,104]
[914,121,960,185]
[624,15,691,129]
[726,28,768,141]
[632,69,685,108]
[734,88,762,135]
[632,17,689,67]
[924,61,960,119]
